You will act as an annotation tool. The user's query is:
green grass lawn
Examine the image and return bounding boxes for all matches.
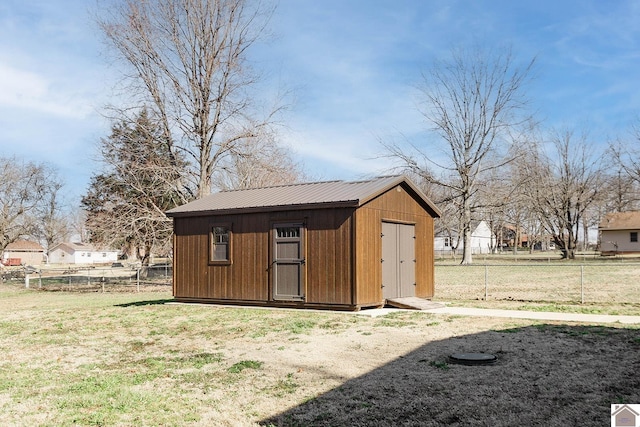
[0,285,638,426]
[434,261,640,315]
[0,288,369,426]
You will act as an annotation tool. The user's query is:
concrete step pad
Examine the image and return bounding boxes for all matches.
[385,297,445,310]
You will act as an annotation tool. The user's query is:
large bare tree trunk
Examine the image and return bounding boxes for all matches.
[461,203,473,264]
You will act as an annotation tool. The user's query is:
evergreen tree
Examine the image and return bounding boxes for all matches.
[82,109,187,264]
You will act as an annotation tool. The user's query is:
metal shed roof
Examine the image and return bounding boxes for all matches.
[166,175,441,217]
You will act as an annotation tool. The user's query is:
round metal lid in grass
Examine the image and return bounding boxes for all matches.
[449,353,497,365]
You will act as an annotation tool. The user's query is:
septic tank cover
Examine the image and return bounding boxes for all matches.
[449,353,497,365]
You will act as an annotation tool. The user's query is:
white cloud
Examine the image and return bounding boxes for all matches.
[281,85,427,180]
[283,127,383,176]
[0,63,93,119]
[1,0,640,200]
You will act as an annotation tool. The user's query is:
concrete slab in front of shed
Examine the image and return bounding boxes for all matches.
[385,297,445,310]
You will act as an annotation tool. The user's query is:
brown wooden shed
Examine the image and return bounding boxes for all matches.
[166,175,441,310]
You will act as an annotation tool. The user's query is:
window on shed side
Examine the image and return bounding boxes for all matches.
[631,232,638,243]
[210,224,231,264]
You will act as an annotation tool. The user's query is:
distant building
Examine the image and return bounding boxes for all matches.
[434,220,493,256]
[2,240,45,266]
[599,211,640,255]
[48,242,119,265]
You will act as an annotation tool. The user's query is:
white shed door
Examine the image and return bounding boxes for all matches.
[382,222,416,299]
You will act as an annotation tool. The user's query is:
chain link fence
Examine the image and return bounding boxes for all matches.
[4,261,640,304]
[2,264,172,292]
[435,262,640,304]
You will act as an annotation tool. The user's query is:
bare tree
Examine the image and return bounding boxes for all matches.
[609,125,640,209]
[68,207,90,243]
[426,177,464,259]
[212,132,306,190]
[33,173,72,253]
[476,169,511,253]
[97,0,283,198]
[605,170,640,212]
[383,46,535,264]
[501,132,548,253]
[524,130,602,259]
[0,157,62,255]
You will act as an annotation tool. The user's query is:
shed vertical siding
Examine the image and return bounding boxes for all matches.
[174,217,205,299]
[354,184,435,306]
[353,204,382,305]
[173,214,271,302]
[173,208,355,307]
[304,208,353,305]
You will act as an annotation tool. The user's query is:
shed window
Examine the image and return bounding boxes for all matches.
[210,224,231,264]
[444,237,450,247]
[277,227,300,238]
[631,232,638,243]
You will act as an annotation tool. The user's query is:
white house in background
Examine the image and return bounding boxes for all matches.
[48,242,119,265]
[434,220,493,255]
[599,211,640,255]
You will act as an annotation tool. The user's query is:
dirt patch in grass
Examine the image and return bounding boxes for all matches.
[262,322,640,426]
[0,288,638,426]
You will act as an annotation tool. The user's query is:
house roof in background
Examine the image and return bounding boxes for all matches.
[51,242,94,252]
[5,240,44,252]
[50,242,119,253]
[435,220,488,237]
[166,175,441,218]
[599,211,640,230]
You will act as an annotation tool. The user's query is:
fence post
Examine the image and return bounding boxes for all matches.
[580,265,584,304]
[137,268,140,292]
[484,265,488,301]
[25,274,29,289]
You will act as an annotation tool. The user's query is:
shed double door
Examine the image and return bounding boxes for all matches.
[381,222,416,299]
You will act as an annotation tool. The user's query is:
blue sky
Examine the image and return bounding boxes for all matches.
[2,0,640,204]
